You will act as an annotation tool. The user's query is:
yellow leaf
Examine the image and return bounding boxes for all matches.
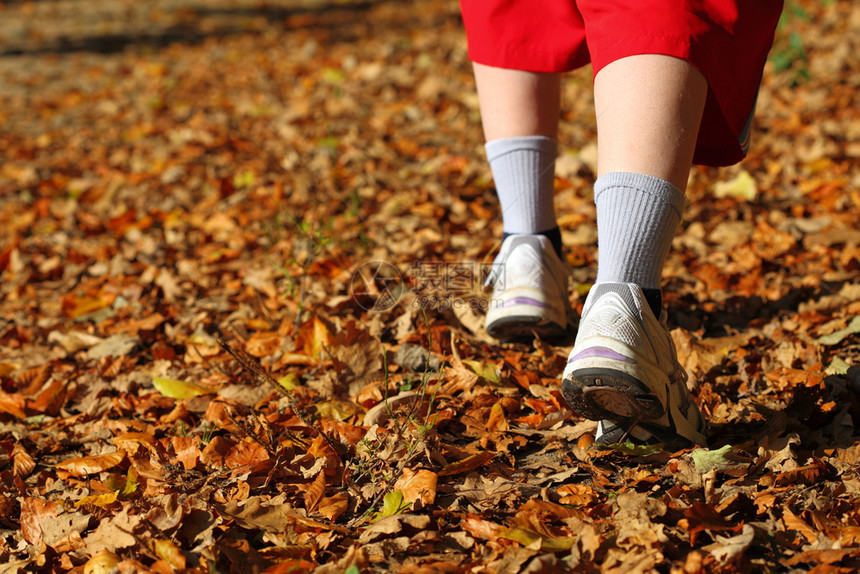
[151,377,211,399]
[461,360,500,383]
[75,491,119,508]
[123,467,140,495]
[713,170,757,201]
[370,490,411,522]
[499,528,576,552]
[278,373,299,391]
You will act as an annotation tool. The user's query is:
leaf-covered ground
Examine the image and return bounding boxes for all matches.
[1,0,859,572]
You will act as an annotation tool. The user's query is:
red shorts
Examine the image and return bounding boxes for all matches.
[460,0,784,166]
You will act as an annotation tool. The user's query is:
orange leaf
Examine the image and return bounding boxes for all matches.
[0,390,27,419]
[782,548,860,568]
[112,432,157,452]
[486,402,509,433]
[437,451,494,477]
[20,497,60,545]
[245,331,282,357]
[303,470,327,512]
[153,539,186,570]
[83,550,121,574]
[461,515,505,541]
[678,503,744,546]
[783,508,818,544]
[54,451,125,477]
[169,436,201,471]
[317,492,349,522]
[556,483,599,507]
[61,293,114,319]
[394,468,437,506]
[26,379,67,416]
[295,316,333,358]
[224,440,270,474]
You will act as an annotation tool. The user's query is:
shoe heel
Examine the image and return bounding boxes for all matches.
[561,369,665,421]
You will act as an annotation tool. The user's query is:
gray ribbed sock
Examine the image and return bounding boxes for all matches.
[594,172,685,290]
[485,136,558,235]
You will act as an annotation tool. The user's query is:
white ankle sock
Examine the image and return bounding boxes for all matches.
[594,172,685,289]
[485,136,558,235]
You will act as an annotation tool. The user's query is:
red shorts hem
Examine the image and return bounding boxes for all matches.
[460,0,783,167]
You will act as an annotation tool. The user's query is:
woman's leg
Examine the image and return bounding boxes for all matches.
[473,63,570,341]
[562,54,709,448]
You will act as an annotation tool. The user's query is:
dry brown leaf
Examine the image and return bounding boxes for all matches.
[556,483,598,507]
[54,451,125,477]
[20,497,60,545]
[486,402,509,433]
[394,468,437,506]
[26,379,68,415]
[12,442,35,477]
[678,503,744,546]
[782,508,818,545]
[168,436,201,470]
[318,492,350,522]
[0,389,27,418]
[83,550,121,574]
[153,539,186,570]
[304,470,327,513]
[461,515,505,542]
[437,451,494,477]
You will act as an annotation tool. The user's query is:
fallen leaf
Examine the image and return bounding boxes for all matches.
[678,503,744,546]
[713,169,757,200]
[499,527,576,553]
[54,451,125,477]
[151,376,212,399]
[703,523,756,563]
[0,390,27,418]
[817,316,860,346]
[370,490,411,522]
[83,550,121,574]
[318,492,349,522]
[304,470,327,513]
[153,539,186,570]
[75,491,120,508]
[437,451,494,477]
[394,468,437,506]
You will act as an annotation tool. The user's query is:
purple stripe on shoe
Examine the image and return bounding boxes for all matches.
[568,346,634,364]
[501,297,547,308]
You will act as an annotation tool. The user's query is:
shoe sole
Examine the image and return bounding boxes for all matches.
[561,369,699,450]
[561,368,665,422]
[486,314,567,342]
[485,286,569,342]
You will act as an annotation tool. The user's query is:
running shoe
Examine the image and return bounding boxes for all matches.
[561,282,706,450]
[484,234,570,342]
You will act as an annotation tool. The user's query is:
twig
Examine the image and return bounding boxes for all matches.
[213,329,342,454]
